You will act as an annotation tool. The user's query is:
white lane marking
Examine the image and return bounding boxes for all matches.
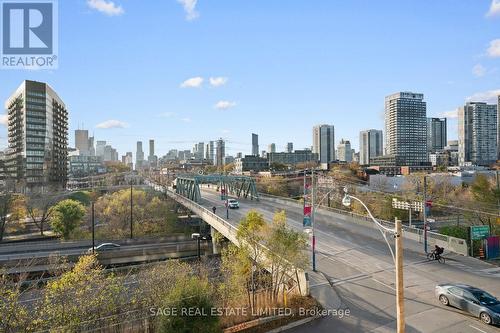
[309,281,331,288]
[469,325,488,333]
[371,277,396,292]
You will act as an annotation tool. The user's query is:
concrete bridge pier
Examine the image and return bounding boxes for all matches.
[211,226,221,255]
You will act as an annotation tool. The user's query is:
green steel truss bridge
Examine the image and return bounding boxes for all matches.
[175,174,259,203]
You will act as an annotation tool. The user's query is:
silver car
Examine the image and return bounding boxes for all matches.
[227,199,239,209]
[435,283,500,325]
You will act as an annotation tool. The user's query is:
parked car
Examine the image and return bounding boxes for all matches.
[435,283,500,325]
[88,243,121,253]
[227,199,239,209]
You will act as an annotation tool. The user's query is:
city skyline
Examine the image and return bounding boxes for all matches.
[1,1,500,157]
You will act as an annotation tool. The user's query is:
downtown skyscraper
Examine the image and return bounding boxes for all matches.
[458,102,498,166]
[5,80,68,192]
[136,141,144,170]
[384,92,428,166]
[312,124,335,164]
[359,129,383,166]
[427,118,447,152]
[252,133,259,156]
[216,138,225,167]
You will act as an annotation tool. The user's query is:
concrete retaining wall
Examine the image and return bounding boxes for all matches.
[260,194,469,256]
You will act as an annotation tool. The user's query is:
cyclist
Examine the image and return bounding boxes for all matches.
[433,245,444,260]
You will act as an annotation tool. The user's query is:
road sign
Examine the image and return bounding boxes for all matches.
[392,198,423,212]
[303,216,311,227]
[470,225,490,240]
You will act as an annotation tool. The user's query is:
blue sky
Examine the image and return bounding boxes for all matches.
[2,0,500,157]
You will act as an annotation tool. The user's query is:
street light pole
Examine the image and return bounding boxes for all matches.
[423,176,428,253]
[91,201,95,254]
[343,189,404,332]
[130,182,133,239]
[311,169,316,272]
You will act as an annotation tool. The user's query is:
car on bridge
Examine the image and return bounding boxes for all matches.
[88,243,121,253]
[227,199,239,209]
[435,283,500,325]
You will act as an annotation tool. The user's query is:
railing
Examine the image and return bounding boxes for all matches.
[259,193,469,256]
[156,184,308,296]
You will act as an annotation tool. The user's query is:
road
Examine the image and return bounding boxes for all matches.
[199,188,500,333]
[0,240,200,261]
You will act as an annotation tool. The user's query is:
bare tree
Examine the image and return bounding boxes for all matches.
[25,193,56,236]
[0,193,12,242]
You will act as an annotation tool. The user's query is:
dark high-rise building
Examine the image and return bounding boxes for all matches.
[286,142,293,153]
[384,92,428,166]
[427,118,447,152]
[5,80,68,192]
[359,129,383,166]
[312,124,335,164]
[136,141,144,169]
[149,139,154,158]
[216,138,225,167]
[148,139,157,167]
[252,133,259,156]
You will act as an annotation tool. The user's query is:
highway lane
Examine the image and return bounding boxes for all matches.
[199,189,500,333]
[0,240,201,262]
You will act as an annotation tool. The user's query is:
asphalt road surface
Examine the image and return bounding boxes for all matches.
[200,188,500,333]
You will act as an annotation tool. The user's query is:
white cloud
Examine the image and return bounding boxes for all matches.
[87,0,124,16]
[487,0,500,17]
[180,76,203,88]
[472,64,486,77]
[466,89,500,104]
[177,0,199,21]
[487,39,500,57]
[214,100,236,110]
[209,77,228,87]
[221,129,230,134]
[181,117,191,123]
[0,115,7,126]
[439,110,458,119]
[96,119,129,129]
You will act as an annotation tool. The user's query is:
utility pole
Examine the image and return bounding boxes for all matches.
[408,207,412,228]
[91,201,95,254]
[311,169,316,272]
[496,170,499,216]
[197,236,201,260]
[130,183,133,239]
[423,176,428,253]
[395,218,405,333]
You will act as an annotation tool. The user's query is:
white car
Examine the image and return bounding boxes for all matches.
[227,199,239,209]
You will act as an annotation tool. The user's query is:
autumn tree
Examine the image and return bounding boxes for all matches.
[135,260,191,308]
[0,270,32,332]
[49,199,86,239]
[266,211,308,301]
[236,210,267,310]
[38,254,125,330]
[157,275,219,333]
[257,177,288,196]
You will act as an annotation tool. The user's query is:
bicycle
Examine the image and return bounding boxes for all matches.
[426,251,445,264]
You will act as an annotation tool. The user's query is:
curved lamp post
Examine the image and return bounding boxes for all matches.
[342,187,405,333]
